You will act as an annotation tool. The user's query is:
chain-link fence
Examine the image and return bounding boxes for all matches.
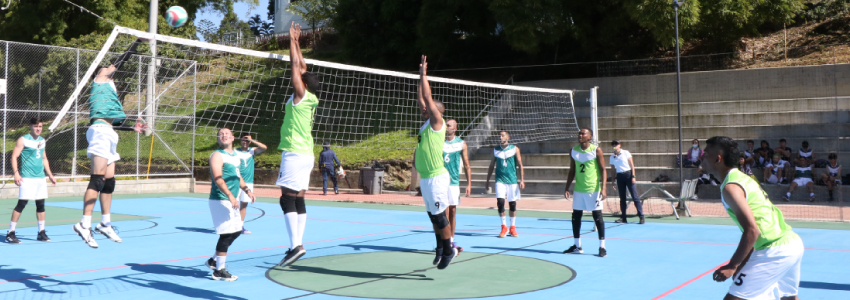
[1,40,196,183]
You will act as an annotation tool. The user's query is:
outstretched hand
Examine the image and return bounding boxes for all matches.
[133,118,148,133]
[419,55,427,76]
[290,22,301,41]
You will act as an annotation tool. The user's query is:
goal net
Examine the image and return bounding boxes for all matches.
[50,26,578,161]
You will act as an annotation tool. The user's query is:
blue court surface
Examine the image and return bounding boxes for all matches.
[1,194,849,300]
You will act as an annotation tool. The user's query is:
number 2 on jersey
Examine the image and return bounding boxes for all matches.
[579,163,586,173]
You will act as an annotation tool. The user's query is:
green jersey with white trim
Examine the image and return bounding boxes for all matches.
[571,144,600,193]
[443,137,464,186]
[494,145,518,184]
[88,81,126,121]
[278,91,319,155]
[236,147,255,184]
[20,134,45,178]
[209,149,243,200]
[721,169,799,250]
[415,119,448,179]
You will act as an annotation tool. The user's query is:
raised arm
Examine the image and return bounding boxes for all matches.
[419,55,443,131]
[290,22,307,103]
[11,138,24,186]
[250,137,268,155]
[516,147,525,190]
[461,141,472,197]
[95,38,145,83]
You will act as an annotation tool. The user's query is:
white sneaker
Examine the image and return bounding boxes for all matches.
[711,181,718,186]
[95,223,123,243]
[73,223,99,248]
[690,195,699,200]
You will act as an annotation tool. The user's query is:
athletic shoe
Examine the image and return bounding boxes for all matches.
[5,231,21,244]
[498,225,508,238]
[710,181,718,186]
[563,245,583,254]
[334,189,339,195]
[782,195,790,202]
[278,246,306,267]
[73,223,98,248]
[242,228,252,235]
[809,196,816,203]
[614,218,627,223]
[690,195,699,200]
[433,248,442,265]
[212,268,238,281]
[509,226,518,237]
[639,217,645,225]
[437,247,458,270]
[205,257,217,270]
[37,230,51,242]
[323,192,327,196]
[598,247,607,257]
[95,223,122,243]
[455,246,463,256]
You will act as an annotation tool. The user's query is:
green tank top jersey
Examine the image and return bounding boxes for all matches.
[494,145,518,184]
[443,137,464,186]
[571,144,601,193]
[20,134,46,178]
[721,169,800,250]
[794,166,813,179]
[88,82,126,121]
[415,119,448,179]
[209,149,243,201]
[278,91,319,155]
[236,147,255,184]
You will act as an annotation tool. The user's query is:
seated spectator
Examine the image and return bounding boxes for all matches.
[743,140,758,167]
[737,156,757,182]
[784,156,815,202]
[764,153,789,185]
[755,140,775,167]
[798,140,814,163]
[690,167,719,200]
[819,153,841,202]
[683,139,703,168]
[774,138,793,162]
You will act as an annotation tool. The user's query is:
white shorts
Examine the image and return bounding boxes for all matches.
[792,178,813,186]
[19,177,48,200]
[421,173,451,215]
[275,151,314,191]
[449,185,461,206]
[496,182,521,202]
[86,124,120,164]
[208,199,243,234]
[766,174,779,184]
[728,237,804,299]
[573,191,603,211]
[238,183,254,203]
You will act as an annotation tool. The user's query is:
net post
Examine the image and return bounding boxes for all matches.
[136,55,142,179]
[72,48,80,181]
[2,41,7,181]
[191,62,197,188]
[589,86,599,145]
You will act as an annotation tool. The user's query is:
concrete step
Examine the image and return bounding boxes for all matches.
[599,124,850,142]
[575,97,850,118]
[577,110,849,129]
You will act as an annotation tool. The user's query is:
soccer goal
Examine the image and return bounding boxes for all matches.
[50,26,578,163]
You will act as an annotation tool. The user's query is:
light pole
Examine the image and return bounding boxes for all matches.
[672,1,685,194]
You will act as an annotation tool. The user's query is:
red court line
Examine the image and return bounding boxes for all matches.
[0,227,424,284]
[651,261,730,300]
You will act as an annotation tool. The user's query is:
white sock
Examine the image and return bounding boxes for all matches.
[500,216,506,226]
[600,239,606,248]
[810,193,815,197]
[284,212,299,247]
[510,217,516,226]
[81,215,92,229]
[101,214,111,227]
[786,192,791,197]
[296,213,307,246]
[215,256,226,270]
[574,238,581,248]
[38,221,45,231]
[8,222,16,233]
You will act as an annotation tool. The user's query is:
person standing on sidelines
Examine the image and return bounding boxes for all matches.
[563,128,608,257]
[235,133,267,235]
[319,142,342,195]
[485,130,525,238]
[7,118,57,244]
[609,140,644,224]
[443,119,472,250]
[205,127,255,281]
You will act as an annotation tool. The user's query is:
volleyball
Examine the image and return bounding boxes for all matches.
[165,6,188,28]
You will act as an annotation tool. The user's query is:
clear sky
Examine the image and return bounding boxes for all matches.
[195,0,271,30]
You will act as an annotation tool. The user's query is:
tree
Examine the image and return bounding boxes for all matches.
[249,14,274,36]
[332,0,421,68]
[287,0,338,31]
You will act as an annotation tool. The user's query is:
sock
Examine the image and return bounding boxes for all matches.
[510,217,516,226]
[8,222,16,233]
[441,238,453,256]
[284,212,299,247]
[809,193,815,198]
[38,221,45,231]
[215,256,226,270]
[574,238,581,248]
[786,192,791,198]
[450,236,454,243]
[101,214,111,227]
[81,215,92,229]
[600,239,606,248]
[296,213,307,246]
[435,233,442,250]
[500,216,506,226]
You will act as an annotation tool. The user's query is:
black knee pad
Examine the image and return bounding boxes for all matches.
[428,211,450,230]
[102,178,116,194]
[497,198,506,214]
[572,210,583,221]
[215,231,242,252]
[280,194,297,214]
[509,201,517,212]
[295,197,307,214]
[13,200,28,213]
[35,199,45,213]
[87,175,106,192]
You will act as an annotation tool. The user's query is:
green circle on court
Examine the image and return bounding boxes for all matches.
[266,251,576,299]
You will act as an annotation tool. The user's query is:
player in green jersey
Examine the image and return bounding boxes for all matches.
[7,118,56,244]
[277,23,322,267]
[563,128,608,257]
[236,133,267,235]
[443,119,471,251]
[704,136,803,300]
[485,130,525,238]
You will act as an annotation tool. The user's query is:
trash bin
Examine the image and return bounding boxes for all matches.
[359,163,385,195]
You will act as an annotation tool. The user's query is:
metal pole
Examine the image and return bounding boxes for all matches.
[192,63,197,186]
[146,0,158,134]
[137,56,142,178]
[3,42,7,181]
[72,49,79,180]
[673,1,684,191]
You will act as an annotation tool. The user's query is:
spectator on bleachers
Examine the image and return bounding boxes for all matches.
[738,156,757,182]
[755,140,775,168]
[683,139,703,168]
[784,156,816,202]
[690,167,719,200]
[819,153,841,202]
[775,138,793,162]
[798,140,814,163]
[743,140,758,167]
[764,153,789,185]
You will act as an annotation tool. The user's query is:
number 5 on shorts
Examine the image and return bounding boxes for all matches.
[734,273,746,286]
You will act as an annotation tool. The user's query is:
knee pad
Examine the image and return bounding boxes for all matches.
[428,211,450,230]
[215,231,242,252]
[87,175,106,192]
[572,210,583,221]
[102,178,116,194]
[295,197,307,214]
[497,198,506,214]
[280,194,297,214]
[13,200,28,213]
[35,199,46,213]
[508,201,517,212]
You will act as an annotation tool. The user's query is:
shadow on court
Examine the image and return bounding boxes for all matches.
[338,244,421,252]
[126,263,210,278]
[470,246,564,254]
[176,227,217,234]
[409,229,493,237]
[800,281,850,291]
[0,265,92,294]
[117,277,247,300]
[280,265,430,281]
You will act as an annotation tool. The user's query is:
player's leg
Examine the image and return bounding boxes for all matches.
[35,199,49,241]
[74,155,109,248]
[447,185,459,245]
[625,178,644,224]
[806,181,815,202]
[784,181,797,201]
[564,209,584,254]
[496,197,508,237]
[322,168,329,195]
[592,209,606,257]
[211,231,241,281]
[94,162,122,243]
[331,169,339,194]
[616,173,628,222]
[238,183,253,234]
[6,199,27,244]
[295,189,307,248]
[278,186,305,266]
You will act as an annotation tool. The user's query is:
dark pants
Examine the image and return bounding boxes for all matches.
[321,167,338,193]
[694,174,720,194]
[616,172,643,218]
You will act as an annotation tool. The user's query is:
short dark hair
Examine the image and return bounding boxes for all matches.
[760,140,770,147]
[241,133,251,138]
[302,72,321,94]
[580,127,593,136]
[779,138,787,143]
[746,140,754,144]
[828,153,837,160]
[802,140,809,147]
[29,117,42,125]
[706,136,741,168]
